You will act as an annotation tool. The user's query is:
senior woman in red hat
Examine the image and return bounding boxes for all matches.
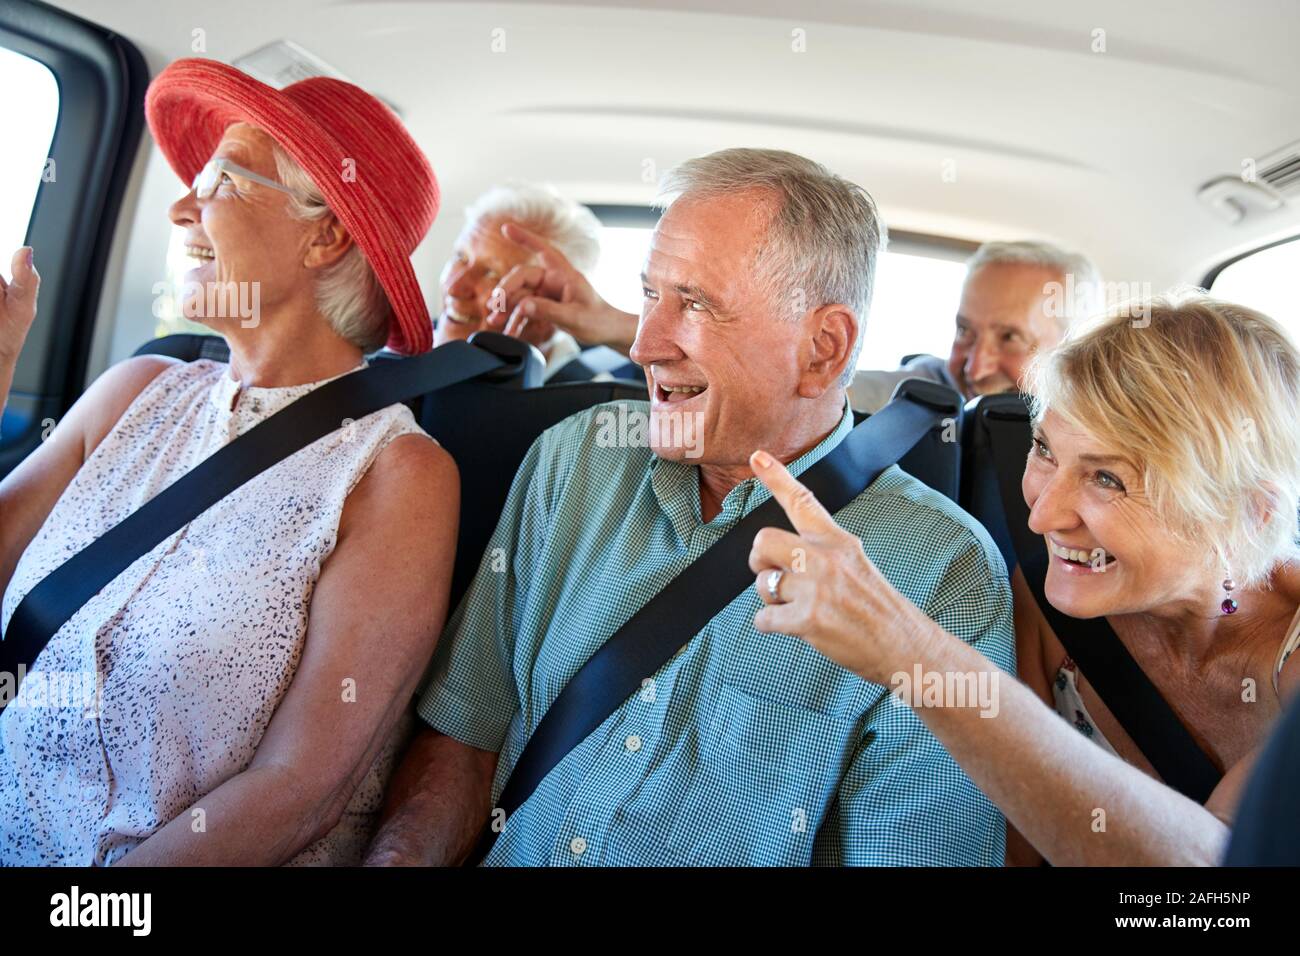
[0,59,457,865]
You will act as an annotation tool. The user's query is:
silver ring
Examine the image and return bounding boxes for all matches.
[765,568,785,602]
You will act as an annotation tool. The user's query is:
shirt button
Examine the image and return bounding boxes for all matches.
[625,734,642,753]
[569,836,587,856]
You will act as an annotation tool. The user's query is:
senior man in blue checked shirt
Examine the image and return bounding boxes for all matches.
[365,147,1014,867]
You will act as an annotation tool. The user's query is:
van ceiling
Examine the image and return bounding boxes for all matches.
[59,0,1300,299]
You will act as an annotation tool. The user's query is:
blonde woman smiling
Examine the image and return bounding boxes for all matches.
[747,293,1300,866]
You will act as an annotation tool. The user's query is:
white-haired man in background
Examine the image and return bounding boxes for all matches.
[847,240,1103,411]
[483,233,1101,410]
[433,183,603,381]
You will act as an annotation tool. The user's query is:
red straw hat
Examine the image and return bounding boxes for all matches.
[145,58,438,355]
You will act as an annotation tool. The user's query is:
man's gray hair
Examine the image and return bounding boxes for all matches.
[966,240,1103,329]
[464,183,602,274]
[272,144,392,352]
[655,148,885,386]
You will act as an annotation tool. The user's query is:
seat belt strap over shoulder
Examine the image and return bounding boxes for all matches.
[0,340,513,700]
[470,387,958,863]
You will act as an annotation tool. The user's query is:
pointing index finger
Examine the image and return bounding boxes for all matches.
[750,449,838,538]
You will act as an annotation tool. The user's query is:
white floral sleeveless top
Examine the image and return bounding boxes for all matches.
[0,357,430,865]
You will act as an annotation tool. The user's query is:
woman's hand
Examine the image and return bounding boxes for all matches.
[749,448,1236,867]
[0,248,39,365]
[747,448,937,686]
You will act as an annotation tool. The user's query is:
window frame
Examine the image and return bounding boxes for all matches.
[886,229,979,261]
[0,0,147,477]
[1201,231,1300,290]
[587,204,660,229]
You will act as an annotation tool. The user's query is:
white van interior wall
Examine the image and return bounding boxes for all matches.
[61,0,1300,377]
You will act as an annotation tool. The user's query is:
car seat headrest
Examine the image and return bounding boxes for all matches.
[466,331,545,388]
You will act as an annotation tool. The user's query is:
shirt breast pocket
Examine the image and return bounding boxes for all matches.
[658,679,860,865]
[721,627,875,717]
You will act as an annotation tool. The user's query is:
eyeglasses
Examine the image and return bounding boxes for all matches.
[191,157,297,200]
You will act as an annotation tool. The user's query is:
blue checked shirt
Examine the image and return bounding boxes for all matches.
[418,399,1015,865]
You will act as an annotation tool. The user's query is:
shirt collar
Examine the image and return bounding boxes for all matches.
[649,398,855,543]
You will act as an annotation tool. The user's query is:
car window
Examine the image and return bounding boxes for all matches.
[0,45,59,281]
[1209,237,1300,346]
[866,251,967,368]
[154,227,214,340]
[589,223,653,316]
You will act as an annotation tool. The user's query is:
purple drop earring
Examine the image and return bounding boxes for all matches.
[1221,576,1238,615]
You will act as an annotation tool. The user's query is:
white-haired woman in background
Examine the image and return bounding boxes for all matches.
[433,183,605,380]
[747,292,1300,866]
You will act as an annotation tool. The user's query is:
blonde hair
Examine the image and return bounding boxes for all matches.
[1025,290,1300,589]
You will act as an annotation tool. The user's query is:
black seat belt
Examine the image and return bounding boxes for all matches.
[980,402,1222,803]
[0,340,510,706]
[469,390,953,864]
